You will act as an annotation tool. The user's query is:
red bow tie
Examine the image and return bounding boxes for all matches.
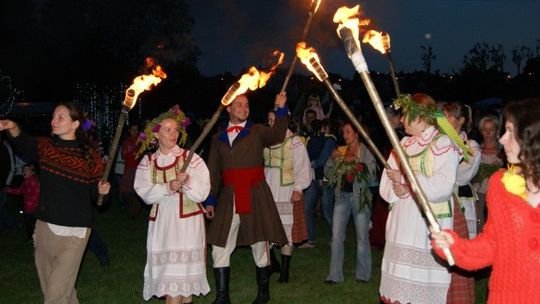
[227,126,243,133]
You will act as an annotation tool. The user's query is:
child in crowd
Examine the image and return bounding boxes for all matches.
[4,163,40,240]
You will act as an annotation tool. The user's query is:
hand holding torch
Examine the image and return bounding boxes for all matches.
[97,66,166,206]
[333,5,454,265]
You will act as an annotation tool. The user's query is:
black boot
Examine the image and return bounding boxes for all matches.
[269,248,281,275]
[278,254,291,283]
[212,267,231,304]
[252,266,271,304]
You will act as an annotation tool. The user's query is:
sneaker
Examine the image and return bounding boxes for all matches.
[299,242,316,249]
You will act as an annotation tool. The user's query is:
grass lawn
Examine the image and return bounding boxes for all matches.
[1,197,488,303]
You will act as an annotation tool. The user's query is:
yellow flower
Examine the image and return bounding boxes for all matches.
[501,165,527,200]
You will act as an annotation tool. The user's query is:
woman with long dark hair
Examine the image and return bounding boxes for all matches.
[432,98,540,303]
[0,102,110,303]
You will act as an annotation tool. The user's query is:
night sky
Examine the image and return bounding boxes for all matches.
[186,0,540,77]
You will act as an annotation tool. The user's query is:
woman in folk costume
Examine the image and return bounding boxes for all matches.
[379,93,467,304]
[443,101,482,304]
[134,105,210,304]
[324,121,377,284]
[432,98,540,303]
[263,111,311,283]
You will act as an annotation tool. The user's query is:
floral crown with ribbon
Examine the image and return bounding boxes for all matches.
[393,94,472,161]
[136,104,190,158]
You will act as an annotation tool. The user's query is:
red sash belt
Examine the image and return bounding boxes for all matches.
[222,166,265,214]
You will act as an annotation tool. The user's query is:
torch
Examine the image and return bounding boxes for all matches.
[296,42,388,168]
[179,52,284,172]
[97,64,167,206]
[363,30,400,97]
[333,5,455,265]
[280,0,321,92]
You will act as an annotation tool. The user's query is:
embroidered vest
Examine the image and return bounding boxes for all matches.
[148,154,203,221]
[263,136,294,186]
[407,134,452,219]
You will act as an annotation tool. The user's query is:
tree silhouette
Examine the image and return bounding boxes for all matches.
[420,45,437,75]
[512,46,532,75]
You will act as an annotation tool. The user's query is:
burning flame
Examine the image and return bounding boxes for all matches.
[333,5,369,51]
[311,0,322,14]
[363,30,391,54]
[296,42,327,82]
[221,51,284,106]
[124,62,167,109]
[271,50,285,72]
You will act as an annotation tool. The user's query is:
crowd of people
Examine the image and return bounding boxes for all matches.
[1,91,538,304]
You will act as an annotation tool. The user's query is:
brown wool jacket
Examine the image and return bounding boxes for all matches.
[206,113,289,247]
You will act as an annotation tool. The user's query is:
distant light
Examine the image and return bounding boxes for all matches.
[338,78,342,82]
[424,33,432,40]
[449,76,453,80]
[310,76,314,80]
[220,77,224,81]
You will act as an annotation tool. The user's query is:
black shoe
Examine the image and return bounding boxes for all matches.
[324,280,338,285]
[278,254,291,283]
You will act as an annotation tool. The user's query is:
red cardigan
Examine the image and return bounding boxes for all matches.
[434,170,540,304]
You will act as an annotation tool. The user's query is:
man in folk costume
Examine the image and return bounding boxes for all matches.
[205,93,289,304]
[263,111,311,283]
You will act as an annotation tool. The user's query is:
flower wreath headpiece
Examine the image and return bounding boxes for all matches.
[136,104,190,158]
[393,94,472,161]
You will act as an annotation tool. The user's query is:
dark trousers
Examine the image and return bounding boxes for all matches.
[87,229,109,266]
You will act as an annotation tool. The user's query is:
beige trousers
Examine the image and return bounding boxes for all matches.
[34,220,91,304]
[212,210,270,268]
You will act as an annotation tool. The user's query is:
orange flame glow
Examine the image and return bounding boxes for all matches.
[296,42,327,82]
[333,5,369,51]
[311,0,322,13]
[221,51,284,106]
[363,30,391,54]
[124,64,167,109]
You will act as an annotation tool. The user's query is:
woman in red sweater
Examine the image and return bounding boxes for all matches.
[431,98,540,304]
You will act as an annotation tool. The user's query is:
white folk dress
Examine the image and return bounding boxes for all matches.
[455,133,481,239]
[264,132,312,244]
[134,146,211,300]
[379,126,461,304]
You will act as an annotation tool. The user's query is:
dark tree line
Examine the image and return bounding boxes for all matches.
[0,0,200,101]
